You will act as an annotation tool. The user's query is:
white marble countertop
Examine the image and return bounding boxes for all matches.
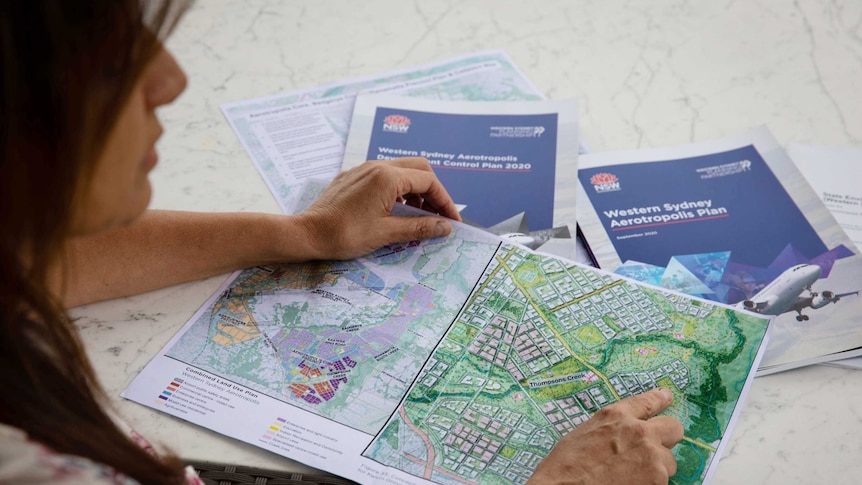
[73,0,862,483]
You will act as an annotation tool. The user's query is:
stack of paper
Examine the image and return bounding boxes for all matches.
[121,50,779,485]
[219,50,595,265]
[124,204,770,485]
[786,144,862,369]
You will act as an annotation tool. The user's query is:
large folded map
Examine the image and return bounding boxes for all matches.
[124,206,769,485]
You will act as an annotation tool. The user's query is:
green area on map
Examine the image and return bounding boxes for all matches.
[364,244,769,485]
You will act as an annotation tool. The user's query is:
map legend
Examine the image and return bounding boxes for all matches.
[154,378,183,406]
[261,417,286,442]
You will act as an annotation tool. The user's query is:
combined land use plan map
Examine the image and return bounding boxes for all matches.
[167,221,504,434]
[160,217,769,485]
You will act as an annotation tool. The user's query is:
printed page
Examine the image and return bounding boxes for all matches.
[787,144,862,250]
[124,206,770,485]
[787,144,862,370]
[220,51,545,214]
[219,50,596,267]
[576,127,862,373]
[342,94,579,260]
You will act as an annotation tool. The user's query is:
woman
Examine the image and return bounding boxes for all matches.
[0,1,682,484]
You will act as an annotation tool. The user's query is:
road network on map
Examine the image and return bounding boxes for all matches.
[364,244,769,485]
[167,224,502,434]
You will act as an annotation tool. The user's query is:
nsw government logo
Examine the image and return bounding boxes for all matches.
[382,114,411,133]
[590,173,621,193]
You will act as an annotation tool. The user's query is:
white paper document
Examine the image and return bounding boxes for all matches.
[787,144,862,370]
[220,50,544,214]
[220,50,595,267]
[124,206,769,485]
[788,144,862,250]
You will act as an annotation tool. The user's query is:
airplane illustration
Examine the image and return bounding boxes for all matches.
[737,263,859,321]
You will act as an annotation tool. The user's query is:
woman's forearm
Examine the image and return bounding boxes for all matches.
[53,210,316,308]
[53,159,459,308]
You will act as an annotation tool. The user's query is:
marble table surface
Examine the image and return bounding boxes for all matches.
[73,1,862,483]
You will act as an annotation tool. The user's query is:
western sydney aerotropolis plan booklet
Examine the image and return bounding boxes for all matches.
[341,94,580,260]
[576,127,862,374]
[124,205,769,485]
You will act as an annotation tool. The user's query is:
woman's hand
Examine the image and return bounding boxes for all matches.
[297,158,462,260]
[527,388,684,485]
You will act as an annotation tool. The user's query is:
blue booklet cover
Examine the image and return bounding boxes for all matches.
[577,128,862,373]
[369,108,557,229]
[342,94,580,259]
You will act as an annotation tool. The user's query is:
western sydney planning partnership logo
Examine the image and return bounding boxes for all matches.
[591,158,753,194]
[382,114,411,133]
[696,159,752,179]
[490,126,546,138]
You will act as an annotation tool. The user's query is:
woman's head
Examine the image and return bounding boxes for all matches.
[1,1,189,483]
[1,1,187,240]
[76,47,187,233]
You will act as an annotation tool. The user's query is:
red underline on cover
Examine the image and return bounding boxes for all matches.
[435,167,532,173]
[611,213,730,231]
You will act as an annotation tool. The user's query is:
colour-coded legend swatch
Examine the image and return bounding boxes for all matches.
[261,417,287,442]
[155,378,183,405]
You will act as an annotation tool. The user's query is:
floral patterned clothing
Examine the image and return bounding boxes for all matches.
[0,422,203,484]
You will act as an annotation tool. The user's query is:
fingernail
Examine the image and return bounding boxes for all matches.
[434,221,448,237]
[659,388,673,403]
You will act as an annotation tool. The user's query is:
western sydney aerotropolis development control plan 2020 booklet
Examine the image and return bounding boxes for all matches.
[576,127,862,374]
[219,50,595,266]
[341,94,580,260]
[124,205,770,485]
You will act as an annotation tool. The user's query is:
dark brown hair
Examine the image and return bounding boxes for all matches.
[1,1,189,483]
